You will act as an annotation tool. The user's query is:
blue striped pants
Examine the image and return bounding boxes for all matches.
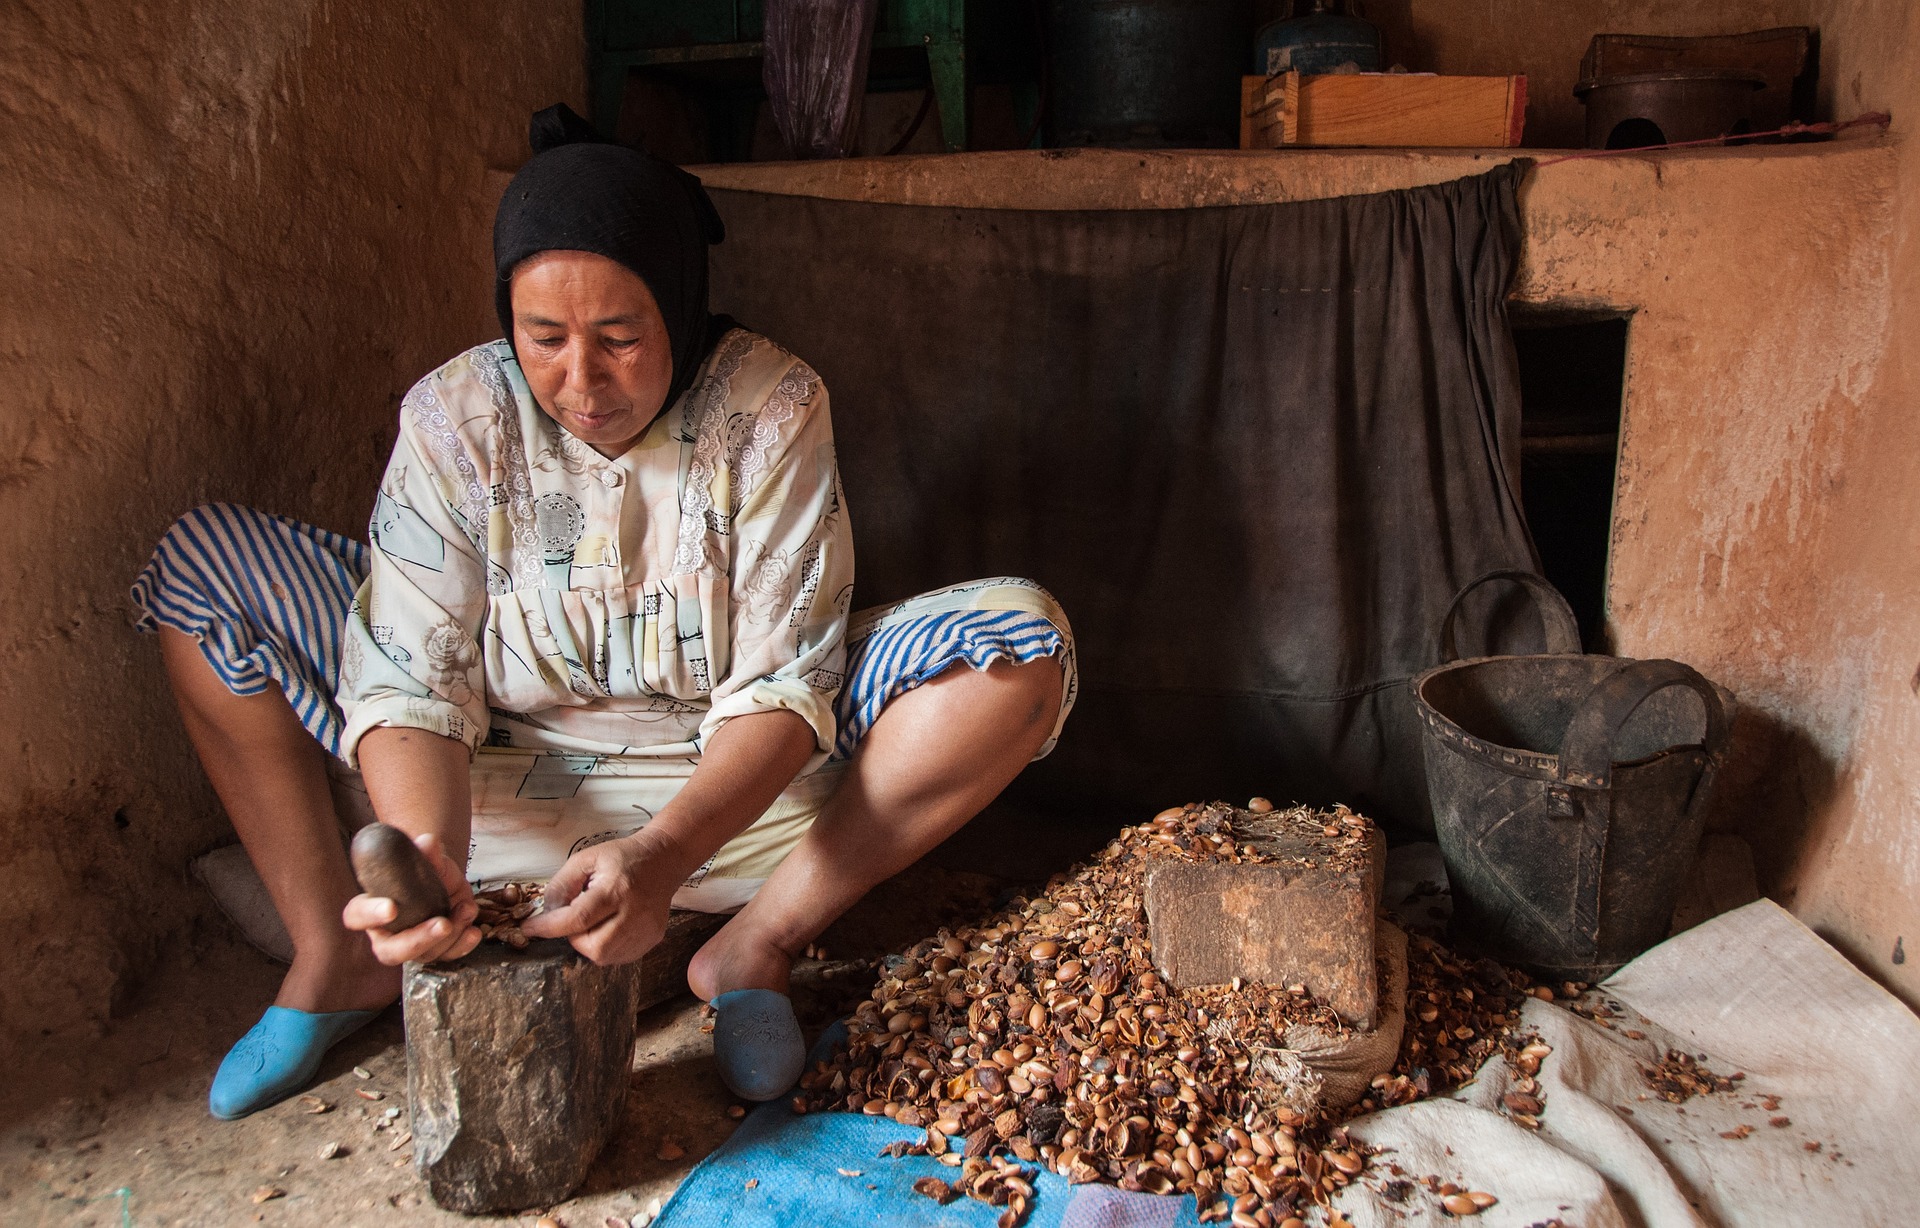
[133,505,1075,900]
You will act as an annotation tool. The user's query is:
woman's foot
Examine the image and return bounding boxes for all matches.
[207,935,399,1119]
[686,917,798,1002]
[274,934,402,1014]
[689,918,806,1101]
[209,1005,382,1119]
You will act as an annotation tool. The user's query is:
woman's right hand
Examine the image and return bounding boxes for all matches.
[342,832,483,965]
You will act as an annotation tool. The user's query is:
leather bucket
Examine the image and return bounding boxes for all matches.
[1411,571,1732,981]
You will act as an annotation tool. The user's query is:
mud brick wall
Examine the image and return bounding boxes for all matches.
[0,0,582,1045]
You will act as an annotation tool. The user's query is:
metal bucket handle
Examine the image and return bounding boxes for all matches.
[1438,569,1582,663]
[1551,658,1731,946]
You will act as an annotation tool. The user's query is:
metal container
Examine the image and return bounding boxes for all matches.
[1044,0,1248,148]
[1253,0,1381,75]
[1411,571,1732,982]
[1575,69,1766,149]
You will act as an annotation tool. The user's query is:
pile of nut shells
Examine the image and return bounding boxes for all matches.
[1345,928,1547,1117]
[901,1155,1039,1222]
[474,881,544,947]
[792,801,1521,1225]
[1641,1048,1739,1103]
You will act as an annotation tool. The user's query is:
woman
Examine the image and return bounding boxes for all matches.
[133,105,1074,1120]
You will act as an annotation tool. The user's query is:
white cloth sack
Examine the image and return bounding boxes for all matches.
[1332,899,1920,1226]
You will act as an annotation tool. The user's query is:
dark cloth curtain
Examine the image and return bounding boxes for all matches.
[708,164,1540,832]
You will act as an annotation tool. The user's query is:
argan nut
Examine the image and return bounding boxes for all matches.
[1326,1148,1362,1175]
[913,1176,958,1204]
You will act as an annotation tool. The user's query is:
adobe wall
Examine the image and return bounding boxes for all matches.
[1742,0,1920,1003]
[0,0,582,1044]
[697,130,1916,1008]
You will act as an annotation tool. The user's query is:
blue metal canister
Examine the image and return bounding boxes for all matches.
[1253,0,1381,76]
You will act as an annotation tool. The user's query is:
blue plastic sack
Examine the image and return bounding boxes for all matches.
[657,1027,1200,1228]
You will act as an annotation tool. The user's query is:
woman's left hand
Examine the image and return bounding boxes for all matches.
[519,831,684,965]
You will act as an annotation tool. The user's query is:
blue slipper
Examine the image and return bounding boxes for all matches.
[710,988,806,1102]
[209,1005,382,1120]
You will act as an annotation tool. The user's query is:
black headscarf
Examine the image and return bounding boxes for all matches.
[493,104,729,410]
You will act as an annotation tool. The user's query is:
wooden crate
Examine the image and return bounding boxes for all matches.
[1241,73,1527,149]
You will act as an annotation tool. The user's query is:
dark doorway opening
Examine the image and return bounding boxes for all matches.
[1510,313,1629,651]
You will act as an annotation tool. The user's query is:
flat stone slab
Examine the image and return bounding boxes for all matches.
[1144,803,1385,1027]
[403,909,725,1213]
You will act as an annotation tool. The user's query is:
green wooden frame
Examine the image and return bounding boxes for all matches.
[586,0,972,154]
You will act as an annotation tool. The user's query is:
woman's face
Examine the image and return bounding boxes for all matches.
[510,250,674,458]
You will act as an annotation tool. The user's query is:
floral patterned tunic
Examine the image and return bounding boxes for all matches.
[337,329,854,768]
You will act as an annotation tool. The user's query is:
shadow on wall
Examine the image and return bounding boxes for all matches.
[1718,703,1914,997]
[1717,703,1917,1002]
[1700,702,1838,906]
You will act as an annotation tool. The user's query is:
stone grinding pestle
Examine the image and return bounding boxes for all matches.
[350,823,450,932]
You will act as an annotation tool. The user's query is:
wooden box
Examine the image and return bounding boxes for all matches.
[1240,72,1527,149]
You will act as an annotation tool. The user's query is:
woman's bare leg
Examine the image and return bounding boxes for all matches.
[159,627,398,1012]
[686,654,1064,1001]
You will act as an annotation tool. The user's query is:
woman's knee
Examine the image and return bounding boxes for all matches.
[141,505,283,704]
[918,651,1062,734]
[156,622,240,713]
[1002,652,1065,730]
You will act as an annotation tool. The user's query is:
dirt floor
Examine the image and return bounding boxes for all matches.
[1,941,721,1227]
[0,801,1116,1227]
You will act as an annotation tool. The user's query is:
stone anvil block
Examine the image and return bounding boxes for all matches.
[1144,805,1386,1027]
[403,909,725,1213]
